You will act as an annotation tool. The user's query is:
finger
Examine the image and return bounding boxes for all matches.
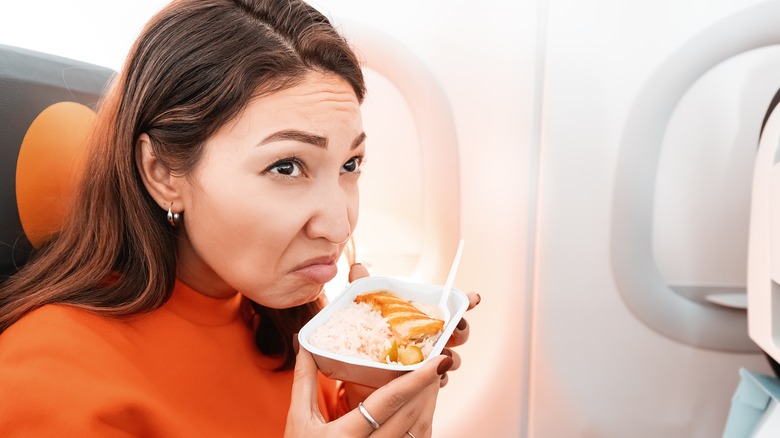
[365,355,450,422]
[287,335,325,426]
[340,355,452,436]
[437,348,459,388]
[439,373,449,388]
[440,348,461,372]
[466,291,481,310]
[349,263,370,282]
[447,293,478,348]
[372,381,439,438]
[445,317,470,347]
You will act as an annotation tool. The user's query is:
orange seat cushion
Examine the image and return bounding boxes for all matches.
[16,102,95,248]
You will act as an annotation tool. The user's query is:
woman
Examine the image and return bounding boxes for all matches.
[0,0,478,436]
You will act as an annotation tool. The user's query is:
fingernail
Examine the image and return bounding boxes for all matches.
[457,318,468,330]
[441,349,452,357]
[353,262,363,267]
[292,334,300,354]
[437,357,454,375]
[476,294,481,305]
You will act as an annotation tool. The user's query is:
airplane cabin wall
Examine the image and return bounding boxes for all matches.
[6,0,780,437]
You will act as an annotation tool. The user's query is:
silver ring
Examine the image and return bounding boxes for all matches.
[406,432,417,438]
[358,402,380,430]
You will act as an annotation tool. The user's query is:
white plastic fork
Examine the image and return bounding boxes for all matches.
[438,239,465,320]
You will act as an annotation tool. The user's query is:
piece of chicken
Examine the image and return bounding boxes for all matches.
[355,290,444,343]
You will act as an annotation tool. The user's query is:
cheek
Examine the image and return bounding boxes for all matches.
[185,186,308,287]
[349,185,360,229]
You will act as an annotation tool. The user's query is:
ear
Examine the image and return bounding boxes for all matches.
[135,133,184,213]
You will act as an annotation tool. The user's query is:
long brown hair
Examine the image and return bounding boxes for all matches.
[0,0,365,369]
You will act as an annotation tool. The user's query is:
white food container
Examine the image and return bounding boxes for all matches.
[298,276,469,387]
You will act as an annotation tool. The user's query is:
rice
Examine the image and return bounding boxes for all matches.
[309,302,393,362]
[309,301,440,364]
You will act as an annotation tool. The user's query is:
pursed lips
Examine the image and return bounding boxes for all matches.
[290,254,339,285]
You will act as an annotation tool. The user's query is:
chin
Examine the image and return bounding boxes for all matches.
[279,285,325,309]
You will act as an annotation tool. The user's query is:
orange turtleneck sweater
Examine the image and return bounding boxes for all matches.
[0,280,343,436]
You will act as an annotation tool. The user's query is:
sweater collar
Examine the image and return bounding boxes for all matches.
[165,279,243,326]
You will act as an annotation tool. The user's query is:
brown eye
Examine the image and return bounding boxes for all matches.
[267,158,302,177]
[341,156,362,174]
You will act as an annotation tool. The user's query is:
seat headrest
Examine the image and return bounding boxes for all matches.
[0,44,115,277]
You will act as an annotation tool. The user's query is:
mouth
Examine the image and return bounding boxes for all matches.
[291,255,339,285]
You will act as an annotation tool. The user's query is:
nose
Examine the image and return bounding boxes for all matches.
[305,180,355,245]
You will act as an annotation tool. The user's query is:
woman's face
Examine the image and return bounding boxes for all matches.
[175,72,364,307]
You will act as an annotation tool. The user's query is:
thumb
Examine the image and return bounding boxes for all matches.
[287,335,325,427]
[348,263,370,282]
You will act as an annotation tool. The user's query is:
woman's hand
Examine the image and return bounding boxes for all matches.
[285,339,452,438]
[348,263,481,388]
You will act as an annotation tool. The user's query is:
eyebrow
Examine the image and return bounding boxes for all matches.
[351,132,367,149]
[260,130,327,148]
[259,130,366,150]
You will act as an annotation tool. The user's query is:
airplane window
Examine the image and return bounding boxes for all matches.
[353,67,424,278]
[611,22,780,351]
[325,67,424,299]
[320,22,461,300]
[654,46,780,309]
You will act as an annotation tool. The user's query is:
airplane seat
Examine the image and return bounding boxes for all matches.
[758,88,780,379]
[0,44,114,280]
[723,87,780,437]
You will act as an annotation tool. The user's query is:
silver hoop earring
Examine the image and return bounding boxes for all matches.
[167,205,181,227]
